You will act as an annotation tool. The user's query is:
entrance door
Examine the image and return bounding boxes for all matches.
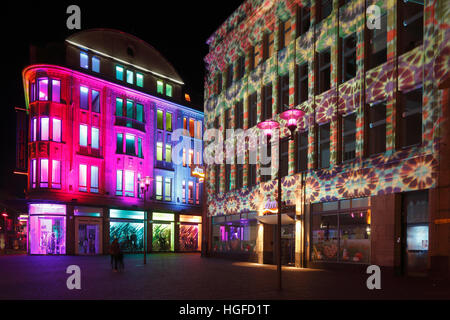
[78,224,100,255]
[402,191,429,276]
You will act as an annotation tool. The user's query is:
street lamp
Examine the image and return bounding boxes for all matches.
[139,176,152,265]
[257,108,304,291]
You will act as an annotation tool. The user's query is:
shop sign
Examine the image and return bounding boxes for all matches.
[263,200,278,215]
[190,165,205,181]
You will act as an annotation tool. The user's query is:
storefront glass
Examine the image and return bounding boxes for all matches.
[312,198,371,264]
[77,224,100,255]
[212,213,257,254]
[179,215,202,252]
[152,223,174,251]
[109,209,145,253]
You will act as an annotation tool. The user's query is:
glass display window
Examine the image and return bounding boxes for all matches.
[29,216,66,255]
[212,214,257,254]
[75,216,102,255]
[110,221,144,253]
[152,222,174,252]
[179,224,200,251]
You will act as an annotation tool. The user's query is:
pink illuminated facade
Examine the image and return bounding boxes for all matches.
[20,29,204,255]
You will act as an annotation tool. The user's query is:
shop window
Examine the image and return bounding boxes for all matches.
[342,112,356,161]
[316,0,333,24]
[40,117,49,141]
[296,63,308,104]
[280,19,291,50]
[116,98,123,116]
[279,139,289,178]
[263,32,274,61]
[92,90,100,113]
[215,165,221,194]
[312,213,338,261]
[236,55,246,80]
[91,127,99,150]
[398,0,423,55]
[248,92,257,128]
[279,73,290,112]
[225,164,231,192]
[38,78,48,101]
[80,86,89,110]
[166,112,172,131]
[155,176,163,200]
[116,133,123,154]
[116,170,123,196]
[136,73,144,87]
[188,181,194,203]
[126,70,134,84]
[166,84,173,97]
[152,219,174,252]
[116,65,124,81]
[235,100,244,129]
[51,160,61,189]
[262,84,272,121]
[110,219,144,252]
[156,142,163,161]
[368,13,387,69]
[164,177,172,201]
[80,52,89,69]
[125,134,136,156]
[316,49,331,94]
[52,80,61,103]
[212,215,257,255]
[79,164,87,192]
[296,130,308,173]
[318,123,330,169]
[136,103,144,122]
[79,124,88,147]
[157,109,164,130]
[92,56,100,73]
[91,165,99,193]
[29,205,66,255]
[399,87,422,148]
[124,170,134,197]
[341,33,357,83]
[157,80,164,94]
[182,180,186,203]
[297,5,310,37]
[367,101,386,156]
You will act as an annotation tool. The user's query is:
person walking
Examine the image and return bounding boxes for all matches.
[110,238,120,272]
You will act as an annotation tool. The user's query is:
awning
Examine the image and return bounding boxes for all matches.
[256,214,295,225]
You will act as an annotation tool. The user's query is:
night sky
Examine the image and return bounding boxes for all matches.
[1,1,243,198]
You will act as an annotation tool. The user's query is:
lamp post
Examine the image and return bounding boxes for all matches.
[257,108,304,291]
[139,176,152,265]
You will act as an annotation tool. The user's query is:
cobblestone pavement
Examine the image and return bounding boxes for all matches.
[0,253,448,300]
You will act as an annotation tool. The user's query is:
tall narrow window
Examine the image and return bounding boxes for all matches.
[124,170,134,197]
[52,118,61,142]
[80,86,89,110]
[226,65,234,89]
[136,73,144,87]
[126,70,134,84]
[40,117,49,141]
[215,165,221,194]
[91,127,99,150]
[398,0,424,55]
[165,144,172,163]
[279,74,290,112]
[399,88,422,148]
[342,113,356,161]
[317,49,331,94]
[31,159,37,188]
[263,32,274,61]
[248,93,257,128]
[216,74,223,94]
[157,110,164,130]
[367,101,386,156]
[164,177,172,201]
[157,80,164,94]
[253,43,262,68]
[116,170,123,196]
[32,118,37,142]
[368,12,387,69]
[38,78,48,101]
[236,55,246,80]
[341,33,357,83]
[116,133,123,154]
[138,138,143,158]
[189,149,194,166]
[296,131,308,172]
[280,19,292,50]
[92,56,100,73]
[188,181,194,203]
[156,142,163,161]
[116,98,123,116]
[225,164,231,192]
[166,112,172,131]
[125,134,136,155]
[126,100,134,119]
[260,142,272,183]
[51,160,61,189]
[236,161,244,189]
[166,84,173,97]
[136,103,144,122]
[51,80,61,103]
[155,176,163,200]
[92,90,100,113]
[316,0,333,24]
[297,63,309,104]
[182,180,186,203]
[79,124,88,147]
[297,5,310,37]
[248,149,257,188]
[196,183,200,204]
[262,84,272,121]
[80,52,89,69]
[183,148,186,167]
[116,66,124,81]
[236,101,244,130]
[196,120,202,138]
[91,166,99,193]
[79,164,87,192]
[189,119,195,137]
[318,123,331,168]
[30,81,35,102]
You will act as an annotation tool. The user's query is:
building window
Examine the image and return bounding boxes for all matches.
[32,118,37,142]
[215,165,220,194]
[92,90,100,113]
[189,119,195,137]
[116,66,124,81]
[91,166,99,193]
[80,86,89,110]
[116,170,123,196]
[236,55,246,80]
[116,98,123,116]
[279,73,290,112]
[316,0,333,24]
[157,80,164,95]
[126,100,134,120]
[182,180,186,203]
[126,70,134,84]
[136,73,144,87]
[236,161,244,190]
[226,65,234,88]
[92,56,100,73]
[166,84,173,97]
[51,160,61,189]
[235,101,244,129]
[263,32,274,61]
[398,0,423,55]
[280,19,292,50]
[116,133,123,154]
[124,170,135,197]
[156,142,163,161]
[248,150,257,188]
[38,78,49,101]
[297,63,308,104]
[225,164,231,192]
[157,109,164,130]
[341,33,357,83]
[136,103,144,122]
[368,13,387,69]
[166,112,172,132]
[189,149,194,166]
[165,144,172,163]
[367,101,386,156]
[399,88,422,148]
[138,138,143,158]
[248,92,257,128]
[125,134,136,156]
[52,80,61,103]
[188,181,194,203]
[183,148,186,167]
[316,49,331,94]
[279,139,289,178]
[196,120,202,139]
[79,124,88,147]
[216,74,223,94]
[297,5,310,37]
[196,182,200,204]
[164,177,172,201]
[31,159,37,188]
[342,112,356,162]
[79,164,87,192]
[318,123,331,169]
[225,108,233,130]
[40,117,49,141]
[252,43,262,69]
[155,176,163,200]
[80,52,89,69]
[262,84,272,121]
[260,141,272,183]
[91,127,99,150]
[296,131,308,173]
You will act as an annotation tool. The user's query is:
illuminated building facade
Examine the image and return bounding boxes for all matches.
[204,0,450,276]
[19,29,204,255]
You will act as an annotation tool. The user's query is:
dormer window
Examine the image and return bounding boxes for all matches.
[80,52,89,69]
[116,65,124,81]
[126,70,134,84]
[92,56,100,73]
[136,73,144,87]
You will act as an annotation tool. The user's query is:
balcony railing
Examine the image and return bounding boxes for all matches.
[114,116,146,132]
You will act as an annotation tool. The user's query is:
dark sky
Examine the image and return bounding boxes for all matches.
[1,1,243,198]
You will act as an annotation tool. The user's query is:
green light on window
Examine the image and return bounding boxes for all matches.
[166,84,172,97]
[136,103,144,122]
[153,212,174,221]
[126,70,134,84]
[116,98,123,116]
[157,142,163,161]
[166,112,172,131]
[157,80,164,94]
[136,73,144,87]
[157,109,164,130]
[116,66,124,81]
[165,144,172,163]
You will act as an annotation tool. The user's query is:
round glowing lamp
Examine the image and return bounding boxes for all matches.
[280,109,305,137]
[257,120,280,139]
